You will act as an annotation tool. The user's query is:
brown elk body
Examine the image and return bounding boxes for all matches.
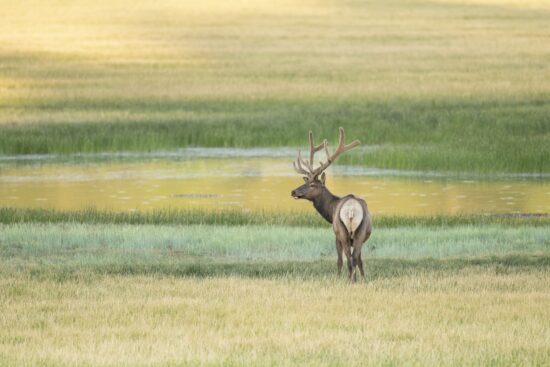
[290,128,372,281]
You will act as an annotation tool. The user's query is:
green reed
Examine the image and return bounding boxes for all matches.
[0,207,548,228]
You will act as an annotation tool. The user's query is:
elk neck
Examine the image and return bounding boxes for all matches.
[312,185,340,224]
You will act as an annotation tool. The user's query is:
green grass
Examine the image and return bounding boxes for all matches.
[1,0,549,173]
[1,207,548,228]
[1,222,548,267]
[1,221,548,281]
[1,97,548,174]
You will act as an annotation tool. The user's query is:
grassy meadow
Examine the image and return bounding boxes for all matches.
[2,271,549,366]
[1,0,550,365]
[1,221,549,366]
[2,222,549,265]
[1,216,549,365]
[1,0,549,173]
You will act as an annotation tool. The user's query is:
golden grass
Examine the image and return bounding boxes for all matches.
[1,0,550,111]
[1,270,549,366]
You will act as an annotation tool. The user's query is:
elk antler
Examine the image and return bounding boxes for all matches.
[293,127,361,179]
[293,130,325,175]
[308,131,326,171]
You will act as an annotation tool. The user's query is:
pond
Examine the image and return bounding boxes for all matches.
[0,150,548,216]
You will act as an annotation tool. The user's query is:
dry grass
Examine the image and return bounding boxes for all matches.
[1,270,549,366]
[2,0,550,103]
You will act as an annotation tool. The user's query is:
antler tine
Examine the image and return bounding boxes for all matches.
[293,128,361,179]
[329,127,361,160]
[310,127,361,177]
[299,154,311,172]
[323,139,330,163]
[293,161,310,176]
[293,149,311,176]
[308,131,325,170]
[336,127,361,154]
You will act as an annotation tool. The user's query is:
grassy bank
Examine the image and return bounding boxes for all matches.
[1,207,549,228]
[2,220,548,280]
[1,222,548,266]
[1,0,549,173]
[2,97,548,174]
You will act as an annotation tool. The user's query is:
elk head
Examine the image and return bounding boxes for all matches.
[291,127,361,201]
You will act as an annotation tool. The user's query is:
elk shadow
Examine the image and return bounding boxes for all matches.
[18,255,550,283]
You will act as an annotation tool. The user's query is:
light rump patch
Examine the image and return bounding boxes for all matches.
[339,198,364,239]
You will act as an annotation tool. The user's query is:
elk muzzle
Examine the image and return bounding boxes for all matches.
[291,183,309,199]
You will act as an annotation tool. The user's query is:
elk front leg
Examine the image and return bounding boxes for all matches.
[335,240,343,276]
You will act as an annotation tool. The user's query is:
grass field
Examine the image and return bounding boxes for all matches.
[2,222,548,264]
[1,0,549,173]
[1,0,549,365]
[1,222,549,366]
[1,271,548,366]
[1,214,548,366]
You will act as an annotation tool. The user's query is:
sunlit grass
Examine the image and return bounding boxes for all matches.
[1,272,549,366]
[0,0,549,173]
[2,0,549,100]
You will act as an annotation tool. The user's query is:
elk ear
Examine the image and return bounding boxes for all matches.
[302,177,308,182]
[319,172,326,184]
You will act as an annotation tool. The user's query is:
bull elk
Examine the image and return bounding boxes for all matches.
[291,127,372,281]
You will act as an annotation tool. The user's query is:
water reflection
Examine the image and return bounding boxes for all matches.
[0,158,548,215]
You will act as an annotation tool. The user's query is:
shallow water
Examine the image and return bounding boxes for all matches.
[0,155,548,215]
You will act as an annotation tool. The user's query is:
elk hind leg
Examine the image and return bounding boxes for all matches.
[335,240,343,276]
[343,242,353,280]
[357,253,365,279]
[358,227,372,280]
[351,236,367,280]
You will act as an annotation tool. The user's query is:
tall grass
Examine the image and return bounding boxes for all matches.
[1,98,548,174]
[0,207,548,228]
